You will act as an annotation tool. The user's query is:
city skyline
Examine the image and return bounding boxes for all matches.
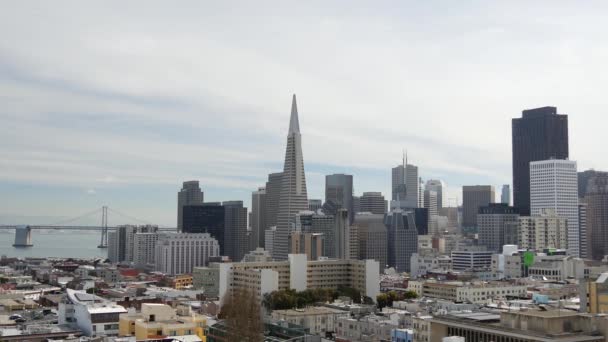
[2,2,607,226]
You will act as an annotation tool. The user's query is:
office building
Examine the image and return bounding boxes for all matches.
[451,250,493,270]
[530,159,579,256]
[424,189,439,235]
[275,95,309,260]
[289,231,324,261]
[182,203,225,255]
[586,173,608,260]
[265,172,284,229]
[177,180,204,231]
[426,179,444,210]
[223,201,249,262]
[335,209,358,260]
[406,164,420,208]
[251,187,267,249]
[477,203,520,252]
[512,106,569,216]
[308,199,322,212]
[264,226,277,258]
[154,233,220,275]
[325,173,354,223]
[392,155,419,208]
[392,156,406,202]
[462,185,495,229]
[579,203,588,259]
[353,195,361,214]
[193,266,220,297]
[501,184,511,205]
[518,209,568,252]
[107,225,159,263]
[579,170,605,199]
[271,307,348,337]
[421,281,527,303]
[353,213,387,271]
[359,192,388,214]
[414,208,429,235]
[385,210,418,272]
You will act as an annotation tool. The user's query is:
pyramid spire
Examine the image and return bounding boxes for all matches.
[288,94,300,134]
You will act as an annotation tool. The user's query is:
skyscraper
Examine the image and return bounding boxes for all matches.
[579,170,604,199]
[325,174,354,223]
[512,106,569,215]
[391,155,406,201]
[530,159,579,256]
[385,210,418,273]
[391,154,419,208]
[223,201,249,262]
[359,192,388,215]
[274,95,309,260]
[462,185,495,229]
[265,172,284,229]
[177,181,204,231]
[182,203,225,255]
[308,199,323,212]
[354,213,387,271]
[251,187,267,249]
[477,203,520,252]
[425,179,444,210]
[501,185,511,205]
[424,189,438,235]
[585,173,608,260]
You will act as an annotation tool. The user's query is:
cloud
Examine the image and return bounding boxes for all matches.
[0,1,606,224]
[86,189,97,195]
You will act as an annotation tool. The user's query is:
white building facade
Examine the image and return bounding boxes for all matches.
[530,159,579,256]
[154,233,220,275]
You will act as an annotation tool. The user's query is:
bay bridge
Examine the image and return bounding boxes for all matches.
[0,206,176,248]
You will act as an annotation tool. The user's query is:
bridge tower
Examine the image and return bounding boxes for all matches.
[98,206,108,248]
[13,225,33,247]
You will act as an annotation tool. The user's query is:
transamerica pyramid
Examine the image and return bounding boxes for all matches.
[273,94,309,260]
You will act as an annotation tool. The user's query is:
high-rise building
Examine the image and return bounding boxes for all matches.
[182,203,225,255]
[418,177,425,208]
[107,225,159,263]
[424,189,438,235]
[177,181,204,231]
[308,199,323,212]
[265,172,284,229]
[274,95,309,260]
[289,231,324,261]
[501,185,511,205]
[391,155,419,208]
[406,165,420,208]
[585,173,608,260]
[512,106,569,215]
[154,233,220,275]
[325,174,354,223]
[385,210,418,273]
[579,170,606,199]
[518,209,568,252]
[579,203,588,259]
[133,232,160,268]
[223,201,249,262]
[335,209,357,260]
[391,155,406,202]
[251,187,267,249]
[530,159,579,256]
[425,180,444,210]
[359,192,388,215]
[462,185,495,229]
[477,203,520,252]
[354,213,387,271]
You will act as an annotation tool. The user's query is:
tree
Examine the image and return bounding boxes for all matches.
[219,288,263,341]
[363,296,374,305]
[403,290,418,299]
[376,293,389,309]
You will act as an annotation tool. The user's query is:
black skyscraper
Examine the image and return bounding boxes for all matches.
[512,107,569,215]
[182,203,225,254]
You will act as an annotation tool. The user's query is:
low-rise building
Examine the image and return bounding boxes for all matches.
[421,281,527,304]
[58,289,127,337]
[336,314,397,342]
[410,252,452,278]
[528,255,587,281]
[271,306,349,336]
[118,303,207,340]
[193,266,219,297]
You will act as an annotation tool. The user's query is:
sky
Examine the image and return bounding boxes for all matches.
[1,1,607,226]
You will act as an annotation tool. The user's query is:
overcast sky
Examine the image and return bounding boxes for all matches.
[1,1,607,226]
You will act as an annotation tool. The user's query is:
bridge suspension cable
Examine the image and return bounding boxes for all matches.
[44,207,103,226]
[106,207,153,225]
